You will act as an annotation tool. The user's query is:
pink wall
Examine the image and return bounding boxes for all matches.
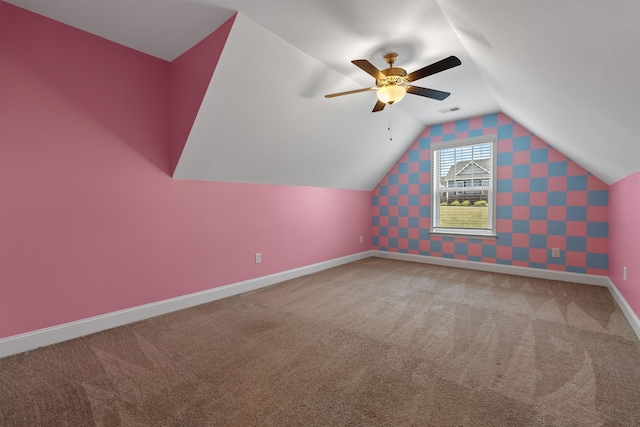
[0,4,371,338]
[609,171,640,318]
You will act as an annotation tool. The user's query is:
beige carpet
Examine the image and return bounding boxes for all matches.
[1,258,639,426]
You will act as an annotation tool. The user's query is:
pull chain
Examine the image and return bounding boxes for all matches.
[388,105,393,141]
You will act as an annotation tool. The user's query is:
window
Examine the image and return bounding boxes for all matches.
[431,135,497,238]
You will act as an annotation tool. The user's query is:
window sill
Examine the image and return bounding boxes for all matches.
[430,229,497,240]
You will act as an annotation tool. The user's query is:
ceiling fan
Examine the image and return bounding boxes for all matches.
[325,53,461,112]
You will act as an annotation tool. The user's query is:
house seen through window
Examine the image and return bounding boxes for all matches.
[431,135,497,238]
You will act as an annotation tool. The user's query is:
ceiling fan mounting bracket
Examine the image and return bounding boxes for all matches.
[383,53,398,66]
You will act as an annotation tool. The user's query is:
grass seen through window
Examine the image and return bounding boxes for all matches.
[439,206,489,229]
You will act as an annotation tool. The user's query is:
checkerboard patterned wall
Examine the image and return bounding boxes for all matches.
[372,113,609,275]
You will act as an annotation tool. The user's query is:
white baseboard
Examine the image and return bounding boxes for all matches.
[3,250,637,358]
[373,251,639,342]
[0,251,374,358]
[605,278,640,341]
[372,251,609,286]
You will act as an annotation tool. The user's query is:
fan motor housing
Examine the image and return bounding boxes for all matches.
[382,67,406,77]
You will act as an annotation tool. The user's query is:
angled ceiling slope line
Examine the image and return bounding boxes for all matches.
[438,0,640,185]
[173,12,426,191]
[170,14,237,174]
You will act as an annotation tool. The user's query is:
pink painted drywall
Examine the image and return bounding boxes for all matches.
[170,13,236,174]
[608,171,640,319]
[0,4,371,338]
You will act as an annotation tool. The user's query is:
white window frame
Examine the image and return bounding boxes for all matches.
[431,135,497,239]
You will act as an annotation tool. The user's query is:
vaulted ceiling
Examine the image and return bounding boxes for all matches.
[6,0,640,190]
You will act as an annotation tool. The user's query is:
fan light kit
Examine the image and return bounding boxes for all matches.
[377,84,406,104]
[325,52,461,112]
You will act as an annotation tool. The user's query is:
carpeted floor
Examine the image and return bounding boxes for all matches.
[1,258,639,426]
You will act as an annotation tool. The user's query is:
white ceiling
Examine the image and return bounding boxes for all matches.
[6,0,640,189]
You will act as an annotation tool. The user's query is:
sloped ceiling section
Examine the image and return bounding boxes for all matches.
[438,0,640,184]
[5,0,639,187]
[0,0,237,61]
[172,13,427,191]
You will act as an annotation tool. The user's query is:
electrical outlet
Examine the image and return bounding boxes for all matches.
[255,253,261,264]
[623,266,627,280]
[360,236,363,243]
[551,248,560,258]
